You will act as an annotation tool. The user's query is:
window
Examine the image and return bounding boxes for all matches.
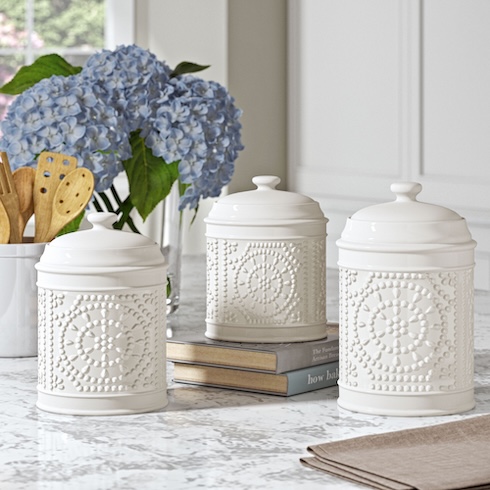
[0,0,134,121]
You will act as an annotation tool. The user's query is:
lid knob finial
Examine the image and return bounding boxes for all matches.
[252,175,281,191]
[87,212,118,230]
[391,182,422,202]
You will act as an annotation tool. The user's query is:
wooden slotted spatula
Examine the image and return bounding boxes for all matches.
[42,167,95,243]
[0,200,10,244]
[0,152,22,243]
[34,152,77,243]
[12,166,35,238]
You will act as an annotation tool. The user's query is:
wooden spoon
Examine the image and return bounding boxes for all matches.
[12,167,35,237]
[43,167,95,243]
[0,200,10,244]
[34,152,77,243]
[0,152,22,243]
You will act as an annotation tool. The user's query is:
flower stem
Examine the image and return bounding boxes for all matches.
[110,185,122,206]
[98,191,116,214]
[94,188,141,234]
[109,185,140,233]
[113,197,140,233]
[91,194,104,213]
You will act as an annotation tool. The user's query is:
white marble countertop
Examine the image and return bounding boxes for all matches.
[1,255,489,490]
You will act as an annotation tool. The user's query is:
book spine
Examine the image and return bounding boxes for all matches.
[286,361,339,396]
[276,339,339,373]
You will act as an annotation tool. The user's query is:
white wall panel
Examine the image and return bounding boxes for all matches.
[289,0,490,289]
[422,0,490,183]
[295,0,400,178]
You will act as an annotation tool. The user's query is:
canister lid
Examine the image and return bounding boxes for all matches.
[339,182,474,246]
[37,212,166,269]
[205,175,327,224]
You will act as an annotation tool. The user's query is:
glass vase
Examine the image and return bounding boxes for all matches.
[160,182,183,315]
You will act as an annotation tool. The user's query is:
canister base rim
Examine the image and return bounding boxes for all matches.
[0,350,37,358]
[338,384,475,417]
[205,321,328,343]
[37,387,168,416]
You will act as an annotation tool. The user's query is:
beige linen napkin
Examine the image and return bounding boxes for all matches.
[301,414,490,490]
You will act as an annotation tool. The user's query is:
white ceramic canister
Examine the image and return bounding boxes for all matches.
[0,241,46,357]
[337,182,476,416]
[205,175,328,343]
[35,212,168,415]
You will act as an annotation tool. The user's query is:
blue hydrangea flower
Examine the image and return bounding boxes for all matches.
[83,44,172,134]
[143,75,243,209]
[0,44,243,210]
[0,74,129,192]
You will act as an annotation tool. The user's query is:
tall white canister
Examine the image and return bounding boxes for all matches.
[36,212,168,415]
[337,182,476,416]
[205,176,328,343]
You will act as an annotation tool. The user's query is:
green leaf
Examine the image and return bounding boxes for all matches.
[57,211,85,237]
[0,54,82,95]
[171,61,210,77]
[122,131,180,221]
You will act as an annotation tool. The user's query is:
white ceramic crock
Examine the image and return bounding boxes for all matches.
[0,241,46,357]
[205,175,328,343]
[336,182,476,416]
[35,212,168,415]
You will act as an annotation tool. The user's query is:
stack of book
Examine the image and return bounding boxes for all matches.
[167,323,339,396]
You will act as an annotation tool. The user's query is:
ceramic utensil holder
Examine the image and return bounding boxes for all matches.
[0,241,46,357]
[205,175,328,343]
[337,182,476,416]
[36,212,168,415]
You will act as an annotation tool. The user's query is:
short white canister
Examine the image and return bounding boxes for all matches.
[205,175,328,343]
[337,182,476,416]
[35,212,168,415]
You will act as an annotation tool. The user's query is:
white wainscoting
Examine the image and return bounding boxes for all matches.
[288,0,490,290]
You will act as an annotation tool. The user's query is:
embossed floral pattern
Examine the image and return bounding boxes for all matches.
[206,238,326,326]
[233,243,299,321]
[38,287,165,394]
[339,269,474,394]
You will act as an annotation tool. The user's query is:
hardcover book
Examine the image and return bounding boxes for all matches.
[173,361,340,397]
[167,323,339,374]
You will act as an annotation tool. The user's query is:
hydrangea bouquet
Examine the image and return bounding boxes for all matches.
[0,45,243,231]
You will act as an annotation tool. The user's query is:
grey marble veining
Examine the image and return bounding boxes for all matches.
[1,255,489,490]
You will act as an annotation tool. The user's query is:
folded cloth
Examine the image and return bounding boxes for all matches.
[301,414,490,490]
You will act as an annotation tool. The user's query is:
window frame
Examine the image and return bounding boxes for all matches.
[105,0,135,48]
[0,0,135,59]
